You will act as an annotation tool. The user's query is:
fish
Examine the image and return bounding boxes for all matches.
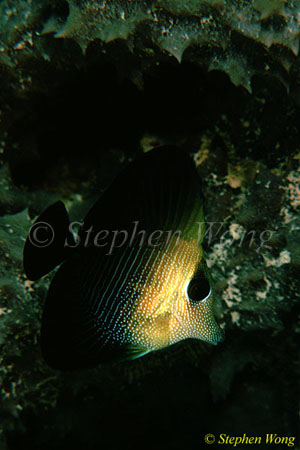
[23,145,224,370]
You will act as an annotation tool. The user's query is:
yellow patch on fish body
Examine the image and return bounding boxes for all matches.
[126,234,220,353]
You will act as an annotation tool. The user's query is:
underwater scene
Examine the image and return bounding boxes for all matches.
[0,0,299,449]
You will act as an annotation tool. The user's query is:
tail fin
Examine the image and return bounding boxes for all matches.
[23,201,75,280]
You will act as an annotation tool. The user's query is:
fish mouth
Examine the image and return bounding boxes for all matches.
[173,310,225,346]
[206,326,225,345]
[194,323,225,346]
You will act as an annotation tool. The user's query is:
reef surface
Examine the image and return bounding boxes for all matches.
[0,1,299,450]
[1,0,300,94]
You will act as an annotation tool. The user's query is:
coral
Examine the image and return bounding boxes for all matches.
[1,0,300,92]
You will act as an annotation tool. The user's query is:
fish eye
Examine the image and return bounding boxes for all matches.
[186,277,211,303]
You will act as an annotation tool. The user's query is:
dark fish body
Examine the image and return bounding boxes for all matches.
[23,146,223,370]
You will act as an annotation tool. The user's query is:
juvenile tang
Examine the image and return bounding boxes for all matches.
[23,146,223,369]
